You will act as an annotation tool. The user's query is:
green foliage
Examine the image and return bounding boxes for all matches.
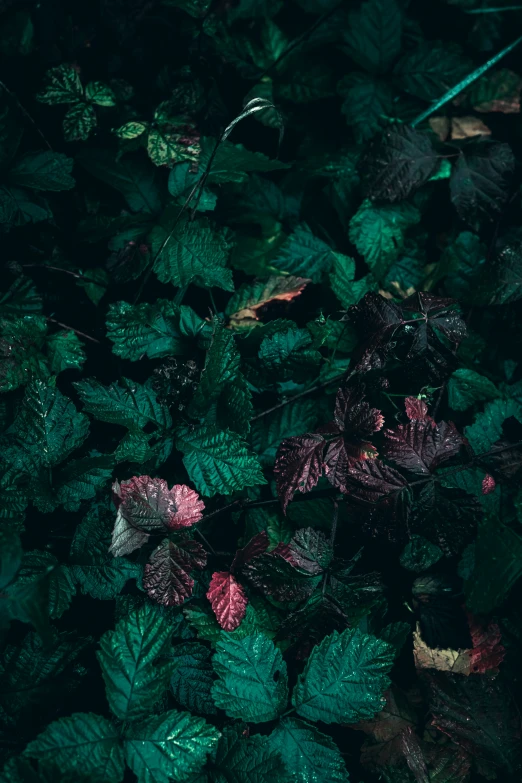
[349,200,420,279]
[269,718,349,783]
[211,633,288,722]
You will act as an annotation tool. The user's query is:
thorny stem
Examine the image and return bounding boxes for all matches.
[250,371,349,422]
[0,80,53,151]
[46,317,100,344]
[23,264,102,286]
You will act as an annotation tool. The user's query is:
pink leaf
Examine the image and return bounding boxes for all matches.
[404,396,430,421]
[113,476,204,532]
[207,571,248,631]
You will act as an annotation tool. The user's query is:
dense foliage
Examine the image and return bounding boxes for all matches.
[1,0,522,781]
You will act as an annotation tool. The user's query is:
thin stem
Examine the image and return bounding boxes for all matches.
[323,500,339,595]
[466,5,522,12]
[195,526,216,555]
[250,372,348,423]
[0,80,53,151]
[23,264,101,285]
[46,317,100,344]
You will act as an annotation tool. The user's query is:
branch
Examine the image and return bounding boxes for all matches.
[250,372,348,423]
[46,317,100,344]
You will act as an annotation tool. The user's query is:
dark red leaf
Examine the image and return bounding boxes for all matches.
[274,434,325,512]
[324,436,378,492]
[288,527,333,572]
[383,420,463,476]
[352,688,418,769]
[231,531,269,572]
[143,536,207,607]
[333,385,385,437]
[345,459,410,504]
[404,396,430,421]
[243,548,322,602]
[481,474,496,495]
[412,483,478,555]
[346,292,404,373]
[207,571,248,631]
[468,616,505,674]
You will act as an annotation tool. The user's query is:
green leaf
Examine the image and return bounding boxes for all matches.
[292,627,394,724]
[200,137,289,185]
[269,718,349,783]
[447,368,499,412]
[271,224,335,283]
[400,535,443,573]
[147,126,200,167]
[75,377,171,431]
[349,200,420,279]
[106,300,196,360]
[208,726,291,783]
[40,455,114,513]
[465,397,522,453]
[151,215,233,291]
[25,712,125,783]
[169,642,217,715]
[0,104,23,170]
[36,65,83,104]
[330,252,378,307]
[168,162,216,212]
[190,322,252,434]
[6,550,75,621]
[47,331,86,374]
[465,516,522,614]
[123,709,220,783]
[97,602,172,721]
[85,81,116,106]
[0,315,47,392]
[394,42,471,102]
[250,398,318,467]
[0,278,42,318]
[77,267,108,305]
[258,327,321,382]
[63,102,97,142]
[176,424,266,497]
[8,152,75,191]
[5,380,89,472]
[0,527,21,589]
[339,73,393,143]
[211,633,288,722]
[77,148,162,214]
[70,501,141,600]
[343,0,402,75]
[0,186,52,229]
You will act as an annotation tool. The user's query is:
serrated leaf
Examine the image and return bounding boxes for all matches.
[269,718,349,783]
[147,125,200,167]
[39,455,113,513]
[70,501,141,600]
[207,571,248,632]
[383,419,463,476]
[169,642,217,715]
[208,726,291,783]
[271,224,334,283]
[106,300,195,360]
[36,65,83,104]
[465,515,522,614]
[292,627,394,724]
[151,215,233,291]
[85,81,116,106]
[226,276,308,327]
[200,137,289,185]
[339,73,393,143]
[211,632,288,722]
[250,398,318,467]
[400,535,443,573]
[77,148,162,214]
[8,152,75,191]
[124,709,219,783]
[46,331,86,374]
[349,200,420,279]
[26,712,125,783]
[258,327,321,382]
[343,0,402,75]
[176,424,266,497]
[394,42,471,102]
[450,142,515,224]
[465,397,522,453]
[143,536,207,606]
[0,186,52,229]
[63,102,96,142]
[274,434,325,513]
[168,162,216,212]
[76,377,171,431]
[361,126,438,203]
[447,368,499,411]
[0,527,21,589]
[97,602,172,721]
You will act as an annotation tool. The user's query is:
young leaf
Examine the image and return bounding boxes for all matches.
[97,603,172,721]
[207,571,248,632]
[123,709,220,783]
[113,475,205,532]
[63,102,96,142]
[169,642,217,715]
[271,224,336,283]
[211,633,288,722]
[26,712,125,783]
[269,718,349,783]
[274,434,325,512]
[143,536,207,606]
[176,424,266,497]
[36,65,83,104]
[292,627,395,724]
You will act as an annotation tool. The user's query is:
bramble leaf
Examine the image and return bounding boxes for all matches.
[207,571,248,632]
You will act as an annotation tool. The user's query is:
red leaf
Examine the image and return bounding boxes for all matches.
[468,615,505,674]
[231,531,269,572]
[324,436,378,492]
[274,434,325,512]
[481,474,496,495]
[143,536,207,607]
[114,476,204,532]
[383,420,463,476]
[346,459,410,503]
[333,386,385,437]
[404,396,430,421]
[207,571,248,631]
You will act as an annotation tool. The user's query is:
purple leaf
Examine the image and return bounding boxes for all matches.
[346,292,404,373]
[383,420,463,476]
[231,531,269,572]
[274,434,326,512]
[143,536,207,606]
[345,459,410,504]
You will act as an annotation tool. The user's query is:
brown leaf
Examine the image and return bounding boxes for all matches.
[413,622,472,675]
[450,116,491,140]
[228,275,309,326]
[352,688,417,768]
